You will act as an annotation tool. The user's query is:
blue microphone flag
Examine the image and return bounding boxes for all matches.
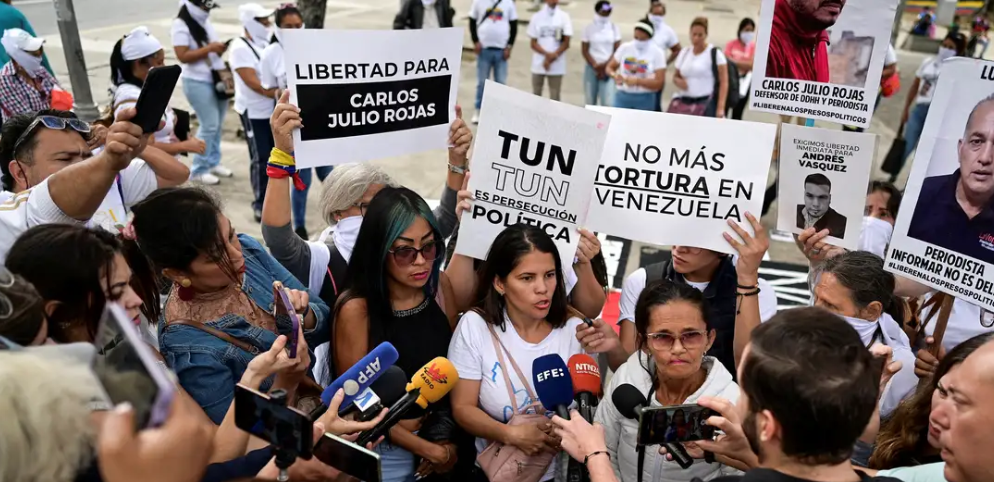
[532,353,574,412]
[321,342,399,406]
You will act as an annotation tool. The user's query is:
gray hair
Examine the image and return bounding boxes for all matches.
[0,352,104,482]
[319,163,399,226]
[817,251,906,322]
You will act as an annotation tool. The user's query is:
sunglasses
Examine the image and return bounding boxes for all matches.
[0,266,18,320]
[12,116,91,156]
[389,241,438,267]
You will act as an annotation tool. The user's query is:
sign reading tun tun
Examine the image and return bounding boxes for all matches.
[282,28,463,168]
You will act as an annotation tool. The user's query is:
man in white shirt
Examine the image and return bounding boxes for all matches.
[469,0,518,124]
[527,0,572,101]
[0,109,154,262]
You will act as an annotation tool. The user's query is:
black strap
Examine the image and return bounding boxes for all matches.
[480,0,503,24]
[645,261,669,284]
[710,47,719,92]
[327,244,349,296]
[637,445,645,482]
[241,37,261,60]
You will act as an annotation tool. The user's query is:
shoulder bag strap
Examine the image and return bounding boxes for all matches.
[486,322,538,413]
[241,37,261,60]
[481,0,503,24]
[167,318,261,355]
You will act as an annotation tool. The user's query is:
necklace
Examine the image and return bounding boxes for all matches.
[393,296,429,317]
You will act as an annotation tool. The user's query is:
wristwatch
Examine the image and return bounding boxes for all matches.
[447,163,467,175]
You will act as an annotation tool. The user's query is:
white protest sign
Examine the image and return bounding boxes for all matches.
[750,0,898,128]
[585,107,777,254]
[776,124,875,250]
[887,58,994,311]
[282,28,463,168]
[455,81,610,266]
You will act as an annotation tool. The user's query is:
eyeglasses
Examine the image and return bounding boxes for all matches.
[12,116,91,156]
[389,241,438,267]
[645,330,708,351]
[0,266,18,320]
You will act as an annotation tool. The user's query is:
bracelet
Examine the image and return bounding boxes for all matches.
[736,283,758,289]
[300,304,311,319]
[584,451,609,466]
[737,288,761,296]
[447,163,467,175]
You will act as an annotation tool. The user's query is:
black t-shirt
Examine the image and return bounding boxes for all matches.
[702,468,903,482]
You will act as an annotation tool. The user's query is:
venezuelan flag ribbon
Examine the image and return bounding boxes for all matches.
[267,148,306,191]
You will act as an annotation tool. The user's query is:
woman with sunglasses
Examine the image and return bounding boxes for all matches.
[594,279,740,482]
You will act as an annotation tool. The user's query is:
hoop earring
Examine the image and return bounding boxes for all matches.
[178,278,194,301]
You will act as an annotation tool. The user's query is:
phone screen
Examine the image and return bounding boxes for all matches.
[234,384,313,458]
[272,282,299,358]
[313,432,382,482]
[92,307,164,428]
[637,404,715,446]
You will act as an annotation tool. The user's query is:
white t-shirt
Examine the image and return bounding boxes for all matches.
[914,57,941,105]
[674,44,726,99]
[448,310,588,482]
[527,6,573,76]
[582,19,621,65]
[612,41,667,94]
[260,42,286,90]
[88,159,159,233]
[230,38,277,119]
[0,179,81,264]
[112,83,176,146]
[650,18,680,52]
[171,18,224,83]
[879,462,947,482]
[884,44,898,66]
[472,0,518,49]
[923,295,994,353]
[618,266,779,324]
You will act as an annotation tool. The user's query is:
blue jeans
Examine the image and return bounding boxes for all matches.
[375,441,416,482]
[239,113,274,212]
[584,64,615,106]
[183,78,228,176]
[903,103,931,164]
[614,90,657,111]
[292,166,333,230]
[475,48,508,110]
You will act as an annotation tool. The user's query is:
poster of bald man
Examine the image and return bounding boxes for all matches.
[888,59,994,311]
[776,124,875,250]
[750,0,899,129]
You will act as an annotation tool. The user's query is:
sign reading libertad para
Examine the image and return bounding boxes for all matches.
[282,28,463,168]
[455,81,610,267]
[585,107,776,254]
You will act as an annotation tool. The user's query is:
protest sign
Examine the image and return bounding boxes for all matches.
[887,58,994,311]
[585,107,777,254]
[455,81,610,266]
[776,124,875,250]
[750,0,898,128]
[281,28,463,168]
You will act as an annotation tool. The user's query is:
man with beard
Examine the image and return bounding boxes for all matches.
[796,173,847,238]
[908,94,994,264]
[767,0,846,82]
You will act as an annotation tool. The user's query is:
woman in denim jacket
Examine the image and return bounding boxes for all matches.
[129,187,330,423]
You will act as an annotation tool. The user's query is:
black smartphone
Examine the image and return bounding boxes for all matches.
[234,384,314,459]
[637,404,715,446]
[313,432,382,482]
[133,65,181,134]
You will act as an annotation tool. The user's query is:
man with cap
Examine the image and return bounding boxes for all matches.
[0,28,63,123]
[0,0,52,75]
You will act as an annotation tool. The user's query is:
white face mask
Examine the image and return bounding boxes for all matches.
[649,14,664,24]
[183,0,210,23]
[8,49,43,77]
[740,31,756,44]
[244,19,270,45]
[635,39,650,51]
[842,315,880,347]
[594,15,610,25]
[937,46,956,62]
[858,216,894,259]
[332,215,363,262]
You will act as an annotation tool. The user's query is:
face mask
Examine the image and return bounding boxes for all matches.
[858,216,893,259]
[937,46,956,62]
[594,15,610,25]
[7,49,43,77]
[649,14,664,24]
[422,0,436,5]
[635,39,650,51]
[842,315,880,347]
[332,215,362,262]
[244,19,270,45]
[740,31,756,44]
[183,0,210,23]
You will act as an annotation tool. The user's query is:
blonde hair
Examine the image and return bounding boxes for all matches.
[691,16,709,33]
[0,352,104,482]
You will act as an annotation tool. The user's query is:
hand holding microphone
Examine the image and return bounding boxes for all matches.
[568,354,601,423]
[321,342,399,408]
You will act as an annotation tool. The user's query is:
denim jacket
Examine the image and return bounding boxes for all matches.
[158,235,330,424]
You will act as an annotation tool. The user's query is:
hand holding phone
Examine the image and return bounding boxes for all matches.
[133,65,181,134]
[637,403,716,447]
[234,384,314,459]
[272,281,301,359]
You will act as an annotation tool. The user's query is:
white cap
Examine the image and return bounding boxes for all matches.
[1,28,44,53]
[121,26,163,61]
[238,3,274,24]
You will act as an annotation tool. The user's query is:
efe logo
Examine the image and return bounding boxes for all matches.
[536,368,565,382]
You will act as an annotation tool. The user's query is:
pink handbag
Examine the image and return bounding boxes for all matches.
[476,324,555,482]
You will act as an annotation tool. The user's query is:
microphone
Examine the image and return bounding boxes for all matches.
[341,365,407,422]
[568,354,601,423]
[355,357,459,446]
[612,383,648,420]
[320,342,399,407]
[533,354,573,420]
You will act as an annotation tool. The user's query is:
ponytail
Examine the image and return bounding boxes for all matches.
[109,36,149,88]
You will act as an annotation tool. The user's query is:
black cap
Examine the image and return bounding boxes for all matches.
[612,383,648,420]
[595,0,612,13]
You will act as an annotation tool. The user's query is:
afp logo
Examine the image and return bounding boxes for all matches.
[343,357,382,396]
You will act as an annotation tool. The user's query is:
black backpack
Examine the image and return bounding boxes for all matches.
[711,47,740,115]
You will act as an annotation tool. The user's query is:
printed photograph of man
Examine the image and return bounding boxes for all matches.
[796,173,847,237]
[907,94,994,264]
[767,0,846,82]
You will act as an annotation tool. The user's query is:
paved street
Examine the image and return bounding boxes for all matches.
[19,0,951,305]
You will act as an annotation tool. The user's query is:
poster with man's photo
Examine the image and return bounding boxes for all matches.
[750,0,899,128]
[887,59,994,312]
[282,28,463,168]
[776,124,876,250]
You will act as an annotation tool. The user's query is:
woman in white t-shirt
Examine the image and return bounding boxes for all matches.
[581,1,621,106]
[668,17,728,118]
[450,224,589,482]
[231,3,277,222]
[172,0,232,185]
[606,22,665,111]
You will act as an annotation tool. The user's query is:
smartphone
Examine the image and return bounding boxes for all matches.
[234,384,314,459]
[133,64,181,134]
[313,432,382,482]
[637,404,715,446]
[92,304,175,428]
[272,281,300,358]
